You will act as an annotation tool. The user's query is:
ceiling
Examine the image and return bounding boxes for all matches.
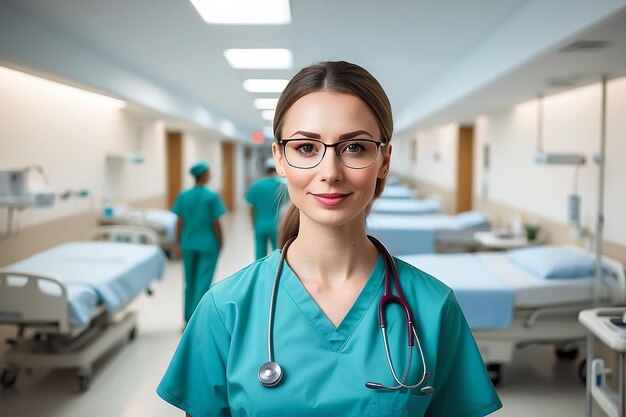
[1,0,625,141]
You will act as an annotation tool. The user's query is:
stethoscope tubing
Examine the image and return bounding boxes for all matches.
[260,235,433,394]
[266,236,296,363]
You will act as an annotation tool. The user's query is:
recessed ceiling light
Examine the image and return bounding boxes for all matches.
[224,49,293,69]
[189,0,291,25]
[261,110,275,121]
[243,79,289,93]
[253,98,279,109]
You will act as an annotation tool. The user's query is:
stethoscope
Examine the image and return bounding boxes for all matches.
[258,235,434,394]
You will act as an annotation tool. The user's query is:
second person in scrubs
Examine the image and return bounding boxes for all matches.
[158,61,502,416]
[246,158,289,259]
[171,162,226,324]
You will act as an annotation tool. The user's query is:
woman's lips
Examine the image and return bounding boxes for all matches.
[310,192,351,207]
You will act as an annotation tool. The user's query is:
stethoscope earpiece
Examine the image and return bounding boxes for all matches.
[258,361,283,387]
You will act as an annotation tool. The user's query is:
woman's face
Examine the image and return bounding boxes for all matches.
[273,91,391,229]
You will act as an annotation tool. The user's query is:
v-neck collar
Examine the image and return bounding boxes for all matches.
[280,255,384,352]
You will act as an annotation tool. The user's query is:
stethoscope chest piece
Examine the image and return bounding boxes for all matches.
[258,361,283,387]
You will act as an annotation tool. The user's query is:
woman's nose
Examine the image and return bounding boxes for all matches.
[318,148,343,182]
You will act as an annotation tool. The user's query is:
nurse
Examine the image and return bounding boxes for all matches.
[158,61,502,416]
[246,158,289,259]
[171,162,226,323]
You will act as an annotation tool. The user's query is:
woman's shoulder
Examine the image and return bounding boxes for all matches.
[393,256,454,303]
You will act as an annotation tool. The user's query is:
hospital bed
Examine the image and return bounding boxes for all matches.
[398,246,626,385]
[379,183,419,199]
[0,226,167,391]
[366,211,490,255]
[99,204,177,253]
[370,197,442,215]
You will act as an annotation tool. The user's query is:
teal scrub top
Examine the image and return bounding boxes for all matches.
[246,176,288,232]
[172,186,227,253]
[157,252,502,417]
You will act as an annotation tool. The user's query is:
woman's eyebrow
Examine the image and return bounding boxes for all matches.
[339,130,373,140]
[287,129,374,140]
[288,130,321,139]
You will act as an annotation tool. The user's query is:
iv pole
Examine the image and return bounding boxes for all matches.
[593,75,608,305]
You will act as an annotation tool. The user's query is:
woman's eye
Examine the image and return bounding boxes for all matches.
[295,143,317,155]
[342,142,368,154]
[346,143,364,153]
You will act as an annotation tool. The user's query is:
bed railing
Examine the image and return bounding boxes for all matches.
[0,272,71,334]
[85,225,159,245]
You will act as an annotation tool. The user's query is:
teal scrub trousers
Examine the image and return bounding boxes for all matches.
[254,226,277,260]
[182,250,218,322]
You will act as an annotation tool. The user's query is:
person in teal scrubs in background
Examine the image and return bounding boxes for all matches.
[158,62,502,416]
[171,162,226,323]
[246,158,289,259]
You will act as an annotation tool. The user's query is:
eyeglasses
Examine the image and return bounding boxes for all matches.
[277,138,388,169]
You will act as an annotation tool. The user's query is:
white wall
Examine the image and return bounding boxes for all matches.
[182,131,223,192]
[414,123,459,189]
[0,66,167,228]
[476,77,626,246]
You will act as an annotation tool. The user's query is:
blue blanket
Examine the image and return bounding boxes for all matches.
[399,253,515,329]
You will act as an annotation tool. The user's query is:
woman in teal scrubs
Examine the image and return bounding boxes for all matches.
[158,62,502,416]
[171,162,226,323]
[246,158,289,259]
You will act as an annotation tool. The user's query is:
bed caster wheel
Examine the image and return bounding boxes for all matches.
[1,368,18,389]
[555,345,579,360]
[77,370,91,392]
[129,326,138,341]
[487,363,502,386]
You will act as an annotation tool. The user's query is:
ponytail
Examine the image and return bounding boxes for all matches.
[277,203,299,247]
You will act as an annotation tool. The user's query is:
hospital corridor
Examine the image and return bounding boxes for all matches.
[1,1,626,417]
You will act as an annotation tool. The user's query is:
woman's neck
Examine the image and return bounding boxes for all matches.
[286,213,378,288]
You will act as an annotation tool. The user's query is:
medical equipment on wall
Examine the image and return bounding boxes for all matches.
[533,94,586,166]
[1,166,55,237]
[258,235,434,394]
[0,166,54,208]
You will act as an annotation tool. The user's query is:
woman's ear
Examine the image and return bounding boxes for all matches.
[378,143,392,179]
[272,143,287,177]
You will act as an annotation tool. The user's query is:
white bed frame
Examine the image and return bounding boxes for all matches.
[86,225,160,246]
[473,253,626,385]
[0,226,158,392]
[98,209,175,250]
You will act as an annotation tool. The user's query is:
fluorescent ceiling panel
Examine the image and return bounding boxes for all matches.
[189,0,291,24]
[224,49,293,69]
[261,110,275,120]
[253,98,279,109]
[243,79,289,93]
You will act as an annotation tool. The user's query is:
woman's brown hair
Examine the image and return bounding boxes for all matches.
[274,61,393,246]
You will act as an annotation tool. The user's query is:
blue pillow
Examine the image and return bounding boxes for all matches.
[455,211,488,228]
[507,245,600,279]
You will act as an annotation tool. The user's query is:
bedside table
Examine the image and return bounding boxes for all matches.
[473,230,539,250]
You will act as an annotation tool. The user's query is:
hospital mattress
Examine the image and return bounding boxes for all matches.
[99,206,177,248]
[371,198,441,215]
[366,212,489,255]
[476,253,594,308]
[2,242,167,327]
[379,184,418,199]
[398,252,598,330]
